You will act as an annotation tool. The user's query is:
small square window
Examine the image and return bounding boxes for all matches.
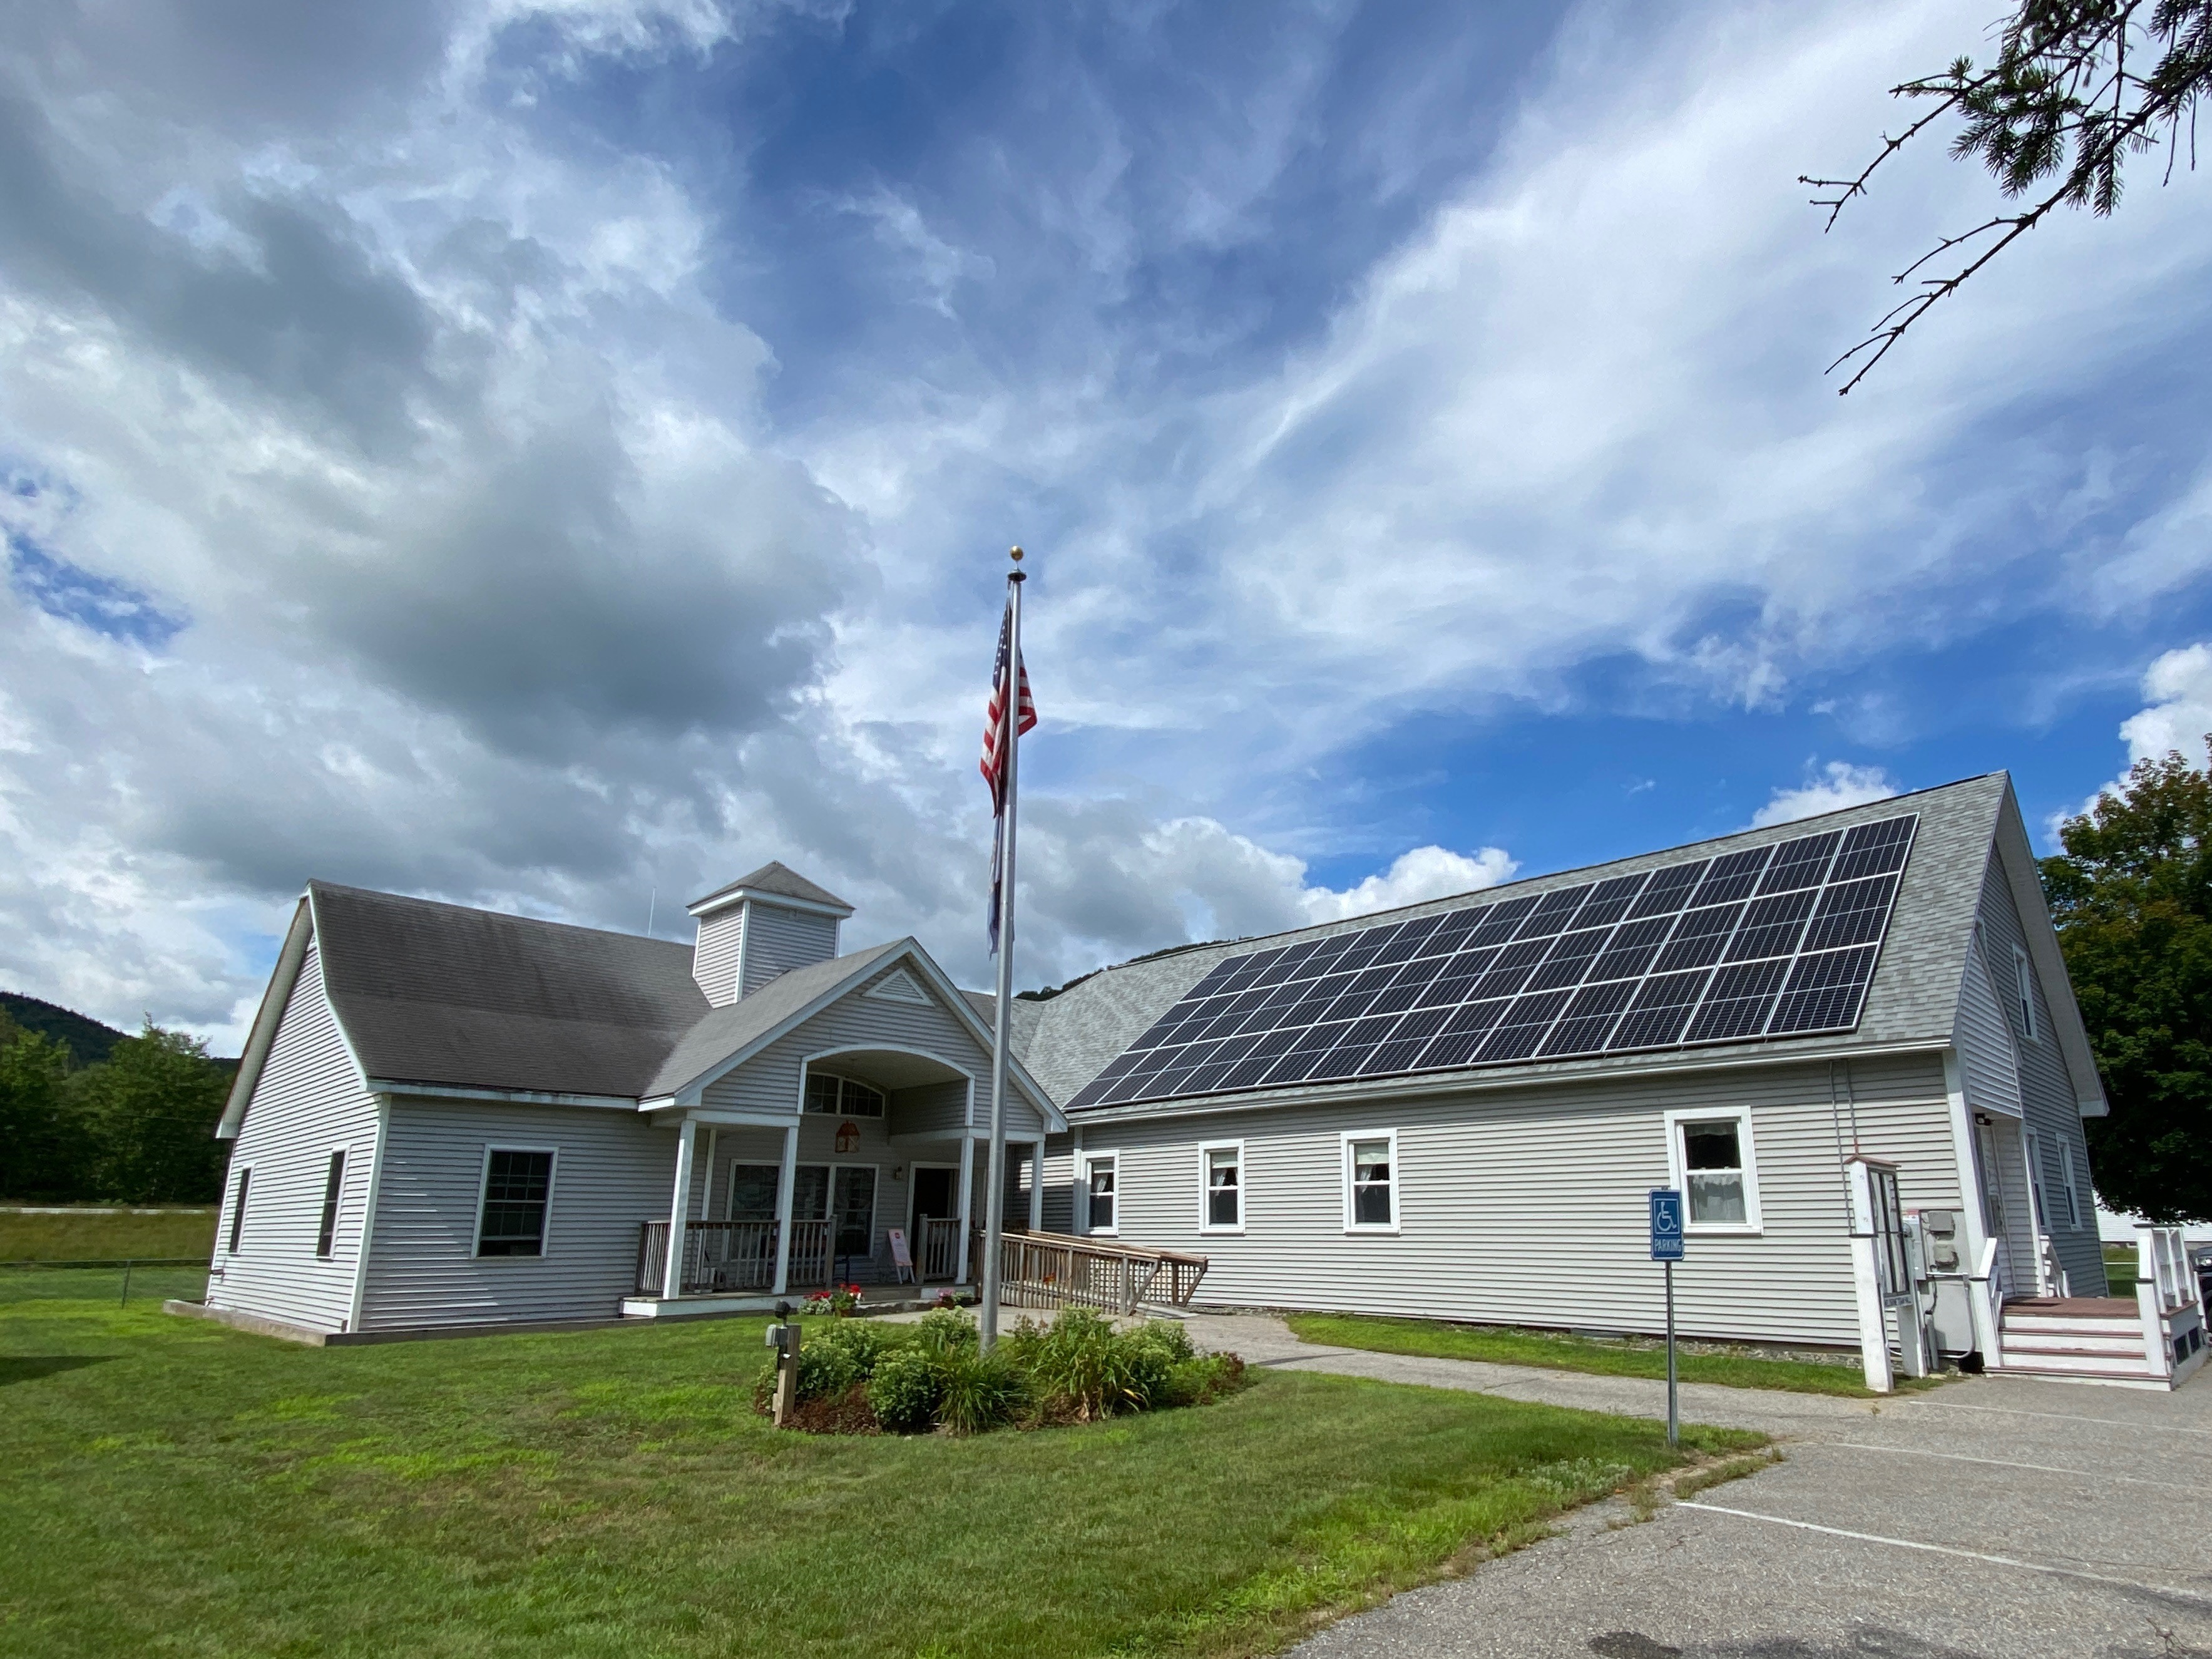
[478,1149,555,1257]
[1203,1144,1241,1231]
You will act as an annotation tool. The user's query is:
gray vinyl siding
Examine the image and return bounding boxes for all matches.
[692,910,745,1007]
[1083,1052,1959,1349]
[743,904,840,995]
[1040,1139,1076,1233]
[700,962,1044,1135]
[892,1078,969,1136]
[207,940,381,1333]
[357,1099,673,1329]
[1976,858,2108,1294]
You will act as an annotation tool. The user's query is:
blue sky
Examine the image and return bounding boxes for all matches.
[4,0,2211,1049]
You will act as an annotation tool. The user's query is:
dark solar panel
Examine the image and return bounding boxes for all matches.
[1060,811,1918,1110]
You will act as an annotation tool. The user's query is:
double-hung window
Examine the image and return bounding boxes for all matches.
[1664,1109,1761,1232]
[314,1151,346,1258]
[476,1149,555,1257]
[1343,1133,1397,1231]
[1085,1154,1117,1235]
[1201,1143,1243,1232]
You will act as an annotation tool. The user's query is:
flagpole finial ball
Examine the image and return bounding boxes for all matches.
[1009,545,1023,563]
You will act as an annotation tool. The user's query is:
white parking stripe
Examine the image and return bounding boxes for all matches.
[1821,1440,2204,1491]
[1677,1502,2212,1606]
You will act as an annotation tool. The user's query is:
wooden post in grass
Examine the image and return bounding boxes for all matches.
[768,1307,801,1427]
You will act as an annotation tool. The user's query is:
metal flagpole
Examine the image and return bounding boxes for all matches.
[980,547,1025,1350]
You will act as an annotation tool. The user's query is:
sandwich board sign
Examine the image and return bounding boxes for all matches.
[1649,1188,1685,1261]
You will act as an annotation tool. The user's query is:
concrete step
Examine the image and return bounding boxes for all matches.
[2000,1313,2143,1335]
[2000,1330,2151,1357]
[1997,1345,2157,1376]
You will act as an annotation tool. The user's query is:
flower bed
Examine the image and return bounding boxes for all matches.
[757,1307,1246,1436]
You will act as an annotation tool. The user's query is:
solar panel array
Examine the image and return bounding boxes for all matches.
[1065,814,1918,1112]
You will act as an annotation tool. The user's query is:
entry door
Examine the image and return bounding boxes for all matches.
[911,1166,959,1281]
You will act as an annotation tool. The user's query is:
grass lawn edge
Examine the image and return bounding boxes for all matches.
[1283,1311,1950,1398]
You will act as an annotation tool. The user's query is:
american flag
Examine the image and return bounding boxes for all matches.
[983,597,1035,952]
[980,602,1036,813]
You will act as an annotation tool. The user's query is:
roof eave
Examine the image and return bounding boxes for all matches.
[215,896,317,1141]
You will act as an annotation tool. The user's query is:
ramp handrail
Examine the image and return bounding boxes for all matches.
[995,1229,1207,1314]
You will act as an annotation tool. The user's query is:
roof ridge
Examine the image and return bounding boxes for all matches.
[305,880,692,950]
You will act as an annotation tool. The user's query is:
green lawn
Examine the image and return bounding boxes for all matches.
[0,1206,217,1263]
[1286,1313,1938,1397]
[0,1286,1759,1658]
[2104,1244,2139,1289]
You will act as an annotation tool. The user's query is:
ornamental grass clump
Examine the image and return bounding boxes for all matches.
[1014,1307,1154,1420]
[934,1347,1029,1435]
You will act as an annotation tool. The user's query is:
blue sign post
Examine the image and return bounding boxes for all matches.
[1650,1189,1684,1445]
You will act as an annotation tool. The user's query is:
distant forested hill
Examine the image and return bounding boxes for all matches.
[0,993,239,1202]
[0,992,126,1069]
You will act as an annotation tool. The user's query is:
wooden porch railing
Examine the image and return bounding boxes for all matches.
[635,1219,837,1296]
[995,1230,1207,1313]
[917,1216,961,1282]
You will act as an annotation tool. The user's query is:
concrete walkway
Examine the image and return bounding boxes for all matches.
[1177,1312,2212,1658]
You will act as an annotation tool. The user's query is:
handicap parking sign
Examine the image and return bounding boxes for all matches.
[1649,1188,1685,1261]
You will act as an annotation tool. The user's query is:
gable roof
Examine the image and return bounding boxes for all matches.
[1025,773,2049,1118]
[689,861,853,918]
[308,882,709,1099]
[643,937,1066,1129]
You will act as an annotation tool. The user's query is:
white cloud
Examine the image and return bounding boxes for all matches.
[1297,844,1519,923]
[1752,761,1900,828]
[2118,643,2212,768]
[9,0,2212,1054]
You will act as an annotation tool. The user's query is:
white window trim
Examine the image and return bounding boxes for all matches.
[1340,1129,1400,1235]
[2057,1138,2083,1230]
[314,1147,347,1260]
[1083,1152,1119,1237]
[473,1144,560,1260]
[1198,1139,1246,1235]
[1662,1107,1763,1235]
[225,1164,252,1255]
[2012,945,2039,1043]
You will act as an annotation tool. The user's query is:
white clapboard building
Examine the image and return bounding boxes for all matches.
[195,774,2206,1388]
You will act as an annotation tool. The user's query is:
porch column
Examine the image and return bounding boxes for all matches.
[955,1134,975,1285]
[661,1116,699,1300]
[771,1121,800,1296]
[1028,1140,1045,1232]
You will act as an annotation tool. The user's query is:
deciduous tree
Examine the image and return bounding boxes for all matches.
[2041,745,2212,1221]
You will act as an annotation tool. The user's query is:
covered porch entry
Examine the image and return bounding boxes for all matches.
[623,1044,1049,1315]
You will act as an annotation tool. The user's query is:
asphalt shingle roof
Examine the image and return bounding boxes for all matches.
[309,882,709,1097]
[689,861,853,916]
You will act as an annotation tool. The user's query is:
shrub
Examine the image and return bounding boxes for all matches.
[867,1348,944,1433]
[936,1348,1028,1436]
[1023,1308,1150,1420]
[913,1307,978,1357]
[1124,1318,1195,1364]
[807,1318,898,1380]
[1160,1352,1247,1408]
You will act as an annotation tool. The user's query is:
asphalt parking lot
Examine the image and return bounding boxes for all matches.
[1181,1314,2212,1659]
